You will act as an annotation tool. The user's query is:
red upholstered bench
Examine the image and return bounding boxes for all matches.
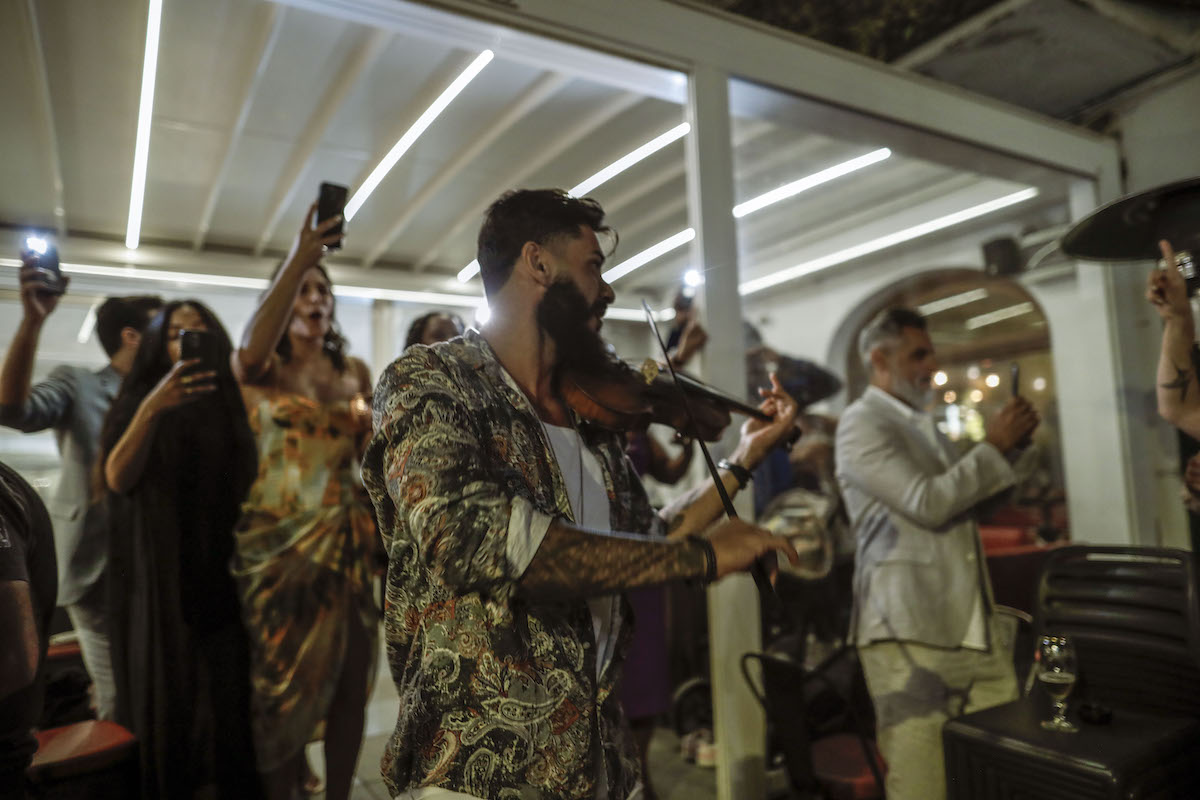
[980,525,1035,553]
[45,640,83,665]
[811,733,886,799]
[27,720,137,798]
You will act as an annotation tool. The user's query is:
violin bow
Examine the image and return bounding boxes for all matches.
[641,300,779,601]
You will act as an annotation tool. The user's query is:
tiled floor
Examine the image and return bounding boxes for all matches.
[305,634,718,799]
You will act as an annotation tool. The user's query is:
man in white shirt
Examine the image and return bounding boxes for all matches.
[835,307,1039,800]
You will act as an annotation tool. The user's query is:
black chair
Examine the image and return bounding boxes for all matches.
[942,546,1200,799]
[1035,545,1200,717]
[741,648,885,799]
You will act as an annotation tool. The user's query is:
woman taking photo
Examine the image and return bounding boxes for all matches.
[100,300,262,799]
[232,207,378,800]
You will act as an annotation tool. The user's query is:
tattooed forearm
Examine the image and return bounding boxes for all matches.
[1161,364,1192,402]
[518,521,706,602]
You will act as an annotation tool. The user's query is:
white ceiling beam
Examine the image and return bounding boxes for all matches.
[411,91,642,272]
[272,0,688,103]
[193,4,286,251]
[384,0,1118,185]
[253,27,391,256]
[892,0,1036,69]
[361,71,569,268]
[1072,0,1199,54]
[22,0,66,237]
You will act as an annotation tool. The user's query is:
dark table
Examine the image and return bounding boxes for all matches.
[944,699,1200,798]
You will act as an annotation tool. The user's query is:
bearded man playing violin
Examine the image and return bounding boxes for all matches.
[362,188,800,800]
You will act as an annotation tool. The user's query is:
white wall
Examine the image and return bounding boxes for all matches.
[1114,68,1200,194]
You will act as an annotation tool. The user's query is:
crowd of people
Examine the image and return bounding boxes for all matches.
[0,183,1193,800]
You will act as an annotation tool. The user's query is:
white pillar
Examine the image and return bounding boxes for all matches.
[1051,170,1181,547]
[371,299,398,377]
[685,63,766,800]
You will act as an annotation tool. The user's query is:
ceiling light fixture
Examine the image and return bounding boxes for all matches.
[917,288,989,317]
[603,228,695,283]
[124,0,164,250]
[0,257,667,320]
[732,148,891,218]
[76,302,100,345]
[345,49,495,221]
[458,122,690,284]
[739,188,1039,295]
[569,122,690,197]
[965,301,1035,330]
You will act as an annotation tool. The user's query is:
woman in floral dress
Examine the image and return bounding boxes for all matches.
[232,207,378,800]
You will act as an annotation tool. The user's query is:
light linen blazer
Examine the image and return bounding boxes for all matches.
[835,386,1016,649]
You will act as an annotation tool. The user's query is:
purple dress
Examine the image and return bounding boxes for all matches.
[621,432,673,720]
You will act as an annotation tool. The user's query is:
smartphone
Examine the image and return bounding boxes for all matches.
[179,329,219,371]
[1010,363,1020,398]
[316,182,349,250]
[23,235,65,295]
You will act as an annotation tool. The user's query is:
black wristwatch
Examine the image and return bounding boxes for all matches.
[717,458,753,490]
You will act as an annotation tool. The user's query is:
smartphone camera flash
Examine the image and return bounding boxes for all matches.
[25,236,48,255]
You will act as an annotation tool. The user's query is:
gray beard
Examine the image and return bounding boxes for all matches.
[893,377,934,411]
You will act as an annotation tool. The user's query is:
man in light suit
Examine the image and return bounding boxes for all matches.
[835,307,1039,800]
[0,252,160,720]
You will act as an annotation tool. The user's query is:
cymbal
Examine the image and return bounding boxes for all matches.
[1061,176,1200,262]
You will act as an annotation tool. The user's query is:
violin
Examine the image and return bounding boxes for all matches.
[561,356,770,442]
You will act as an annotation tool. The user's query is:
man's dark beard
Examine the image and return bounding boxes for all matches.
[537,279,612,380]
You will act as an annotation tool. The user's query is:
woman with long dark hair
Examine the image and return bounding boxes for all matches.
[231,207,377,800]
[99,300,262,799]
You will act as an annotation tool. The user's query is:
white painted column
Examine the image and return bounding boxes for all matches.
[1049,171,1179,546]
[685,63,766,800]
[371,299,398,378]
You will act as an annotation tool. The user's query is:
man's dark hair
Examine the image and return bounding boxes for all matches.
[95,295,163,357]
[476,189,615,298]
[858,307,927,371]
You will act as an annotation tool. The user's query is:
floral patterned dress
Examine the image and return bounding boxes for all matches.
[232,392,379,771]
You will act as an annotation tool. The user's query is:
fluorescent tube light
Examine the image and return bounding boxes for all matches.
[124,0,164,250]
[917,288,989,317]
[0,257,662,321]
[739,188,1039,295]
[458,122,690,283]
[458,260,480,282]
[965,302,1034,330]
[732,148,891,218]
[345,49,494,221]
[569,122,690,197]
[602,228,695,284]
[77,302,100,344]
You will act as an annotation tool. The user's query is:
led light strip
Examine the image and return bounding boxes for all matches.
[917,288,989,317]
[345,50,494,221]
[732,148,891,218]
[76,302,100,344]
[461,145,892,285]
[457,120,691,283]
[602,228,695,284]
[0,258,661,320]
[965,301,1034,330]
[124,0,164,250]
[739,188,1040,295]
[569,122,690,197]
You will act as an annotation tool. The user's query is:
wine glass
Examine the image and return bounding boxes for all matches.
[1038,635,1078,733]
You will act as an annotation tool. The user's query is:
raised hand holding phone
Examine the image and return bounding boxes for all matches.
[18,236,68,323]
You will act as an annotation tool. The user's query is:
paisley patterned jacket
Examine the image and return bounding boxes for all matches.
[362,330,661,799]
